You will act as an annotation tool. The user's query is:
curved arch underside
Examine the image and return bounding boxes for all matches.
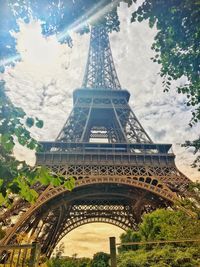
[2,183,172,257]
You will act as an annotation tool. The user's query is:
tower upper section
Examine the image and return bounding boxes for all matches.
[56,25,152,144]
[82,25,121,90]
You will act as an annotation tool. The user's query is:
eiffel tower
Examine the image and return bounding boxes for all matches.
[1,25,191,257]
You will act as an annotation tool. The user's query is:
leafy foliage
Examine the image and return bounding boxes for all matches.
[0,79,40,204]
[117,246,200,267]
[47,252,110,267]
[179,181,200,218]
[91,252,110,267]
[139,209,200,241]
[131,0,200,168]
[183,138,200,170]
[0,80,75,205]
[118,209,200,266]
[119,229,141,252]
[132,0,200,120]
[0,0,121,65]
[47,256,91,267]
[46,246,91,267]
[120,209,200,247]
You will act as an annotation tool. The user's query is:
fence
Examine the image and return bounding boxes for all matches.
[109,237,200,267]
[0,242,41,267]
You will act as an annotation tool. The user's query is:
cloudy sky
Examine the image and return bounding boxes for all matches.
[1,2,200,258]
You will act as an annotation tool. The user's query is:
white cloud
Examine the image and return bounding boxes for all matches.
[2,18,89,142]
[57,223,124,258]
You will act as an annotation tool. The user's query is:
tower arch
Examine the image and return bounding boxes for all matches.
[2,183,173,257]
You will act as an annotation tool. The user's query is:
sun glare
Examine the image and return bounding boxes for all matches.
[57,0,119,41]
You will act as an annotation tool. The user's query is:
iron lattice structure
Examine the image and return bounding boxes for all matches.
[82,25,121,90]
[0,25,191,257]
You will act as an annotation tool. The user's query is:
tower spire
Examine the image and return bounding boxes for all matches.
[82,25,121,90]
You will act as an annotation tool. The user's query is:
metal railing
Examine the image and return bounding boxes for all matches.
[0,242,41,267]
[38,141,173,155]
[109,237,200,267]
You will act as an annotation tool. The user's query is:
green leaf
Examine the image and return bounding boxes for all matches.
[15,107,26,118]
[26,117,34,128]
[51,177,62,187]
[37,167,51,185]
[27,140,36,150]
[64,177,75,191]
[29,189,39,202]
[0,193,5,205]
[35,119,44,128]
[1,134,15,152]
[18,136,27,146]
[14,127,23,136]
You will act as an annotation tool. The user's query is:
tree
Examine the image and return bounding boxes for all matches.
[0,79,42,204]
[47,257,74,267]
[46,256,91,267]
[0,79,75,205]
[0,0,120,64]
[119,209,200,247]
[131,0,200,169]
[91,252,110,267]
[183,138,200,171]
[178,181,200,219]
[118,209,200,266]
[117,246,200,267]
[139,209,200,241]
[119,229,141,252]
